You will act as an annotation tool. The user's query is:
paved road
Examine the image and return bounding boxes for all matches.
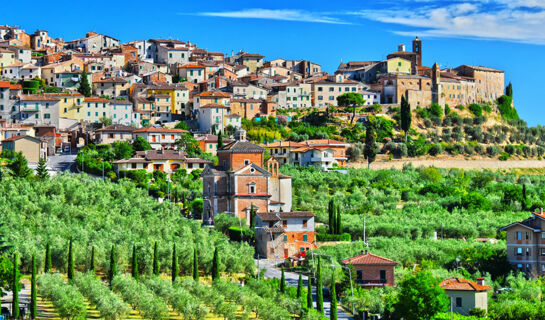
[257,259,354,320]
[47,153,77,174]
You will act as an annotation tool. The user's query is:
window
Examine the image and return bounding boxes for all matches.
[526,232,530,240]
[244,159,250,165]
[249,183,256,194]
[64,108,67,113]
[516,232,522,240]
[44,114,50,119]
[283,235,287,242]
[541,248,545,256]
[329,87,334,92]
[455,297,462,308]
[303,234,308,242]
[542,232,545,239]
[516,248,523,255]
[527,248,531,256]
[283,220,287,228]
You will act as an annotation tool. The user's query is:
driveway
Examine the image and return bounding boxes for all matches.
[47,153,77,174]
[257,259,354,320]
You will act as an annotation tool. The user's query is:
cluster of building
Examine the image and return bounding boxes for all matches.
[0,26,504,145]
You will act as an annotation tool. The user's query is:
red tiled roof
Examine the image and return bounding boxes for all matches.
[0,81,21,90]
[198,91,230,98]
[133,127,187,133]
[440,278,491,291]
[201,103,227,108]
[84,97,110,103]
[178,64,204,69]
[342,253,398,266]
[266,141,305,148]
[257,212,314,221]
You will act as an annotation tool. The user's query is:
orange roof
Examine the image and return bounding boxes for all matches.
[342,253,398,266]
[19,94,61,101]
[178,64,204,69]
[84,97,110,103]
[198,91,230,98]
[133,127,187,133]
[305,139,349,146]
[201,103,227,108]
[440,278,491,291]
[0,81,21,90]
[266,141,305,148]
[533,211,545,220]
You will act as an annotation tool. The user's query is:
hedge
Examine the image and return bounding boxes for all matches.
[316,232,351,242]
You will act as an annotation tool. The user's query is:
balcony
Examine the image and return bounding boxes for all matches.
[357,279,387,287]
[20,105,39,112]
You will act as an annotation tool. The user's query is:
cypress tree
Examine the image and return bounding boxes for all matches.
[217,131,224,149]
[193,247,199,281]
[211,247,219,281]
[400,95,412,142]
[523,184,527,210]
[153,241,159,276]
[31,254,37,319]
[132,245,139,280]
[12,252,19,319]
[297,273,303,298]
[249,204,256,230]
[506,82,513,98]
[108,245,117,287]
[89,246,95,273]
[280,268,286,293]
[364,124,377,169]
[44,243,52,273]
[78,70,92,97]
[307,273,313,310]
[316,257,324,314]
[171,243,178,283]
[330,272,337,320]
[328,198,335,234]
[336,207,342,235]
[67,239,74,280]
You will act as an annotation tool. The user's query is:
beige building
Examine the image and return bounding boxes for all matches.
[440,278,491,315]
[132,127,186,150]
[113,149,210,176]
[454,65,504,103]
[500,209,545,277]
[311,75,364,108]
[374,73,432,106]
[93,77,130,98]
[95,124,135,145]
[1,135,47,164]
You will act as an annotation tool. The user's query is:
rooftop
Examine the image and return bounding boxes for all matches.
[440,278,491,291]
[342,252,398,266]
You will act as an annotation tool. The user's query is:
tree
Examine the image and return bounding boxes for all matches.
[132,245,138,280]
[506,82,513,98]
[99,117,113,126]
[78,70,92,97]
[393,271,449,320]
[522,183,527,210]
[172,243,178,283]
[12,253,19,319]
[44,243,52,273]
[316,257,324,314]
[297,273,303,299]
[108,245,117,287]
[67,239,74,280]
[153,241,160,276]
[175,133,202,157]
[31,254,37,319]
[307,273,313,310]
[249,204,256,230]
[280,268,286,293]
[328,198,336,235]
[337,92,364,124]
[36,157,49,180]
[400,95,412,142]
[335,206,342,235]
[193,247,199,281]
[211,247,219,281]
[89,246,95,273]
[9,152,32,178]
[217,131,224,149]
[363,124,377,169]
[174,121,189,130]
[132,136,152,151]
[330,272,337,320]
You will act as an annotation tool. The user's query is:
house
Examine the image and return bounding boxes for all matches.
[177,64,205,84]
[198,103,228,133]
[273,83,312,109]
[109,100,135,126]
[95,124,135,145]
[265,139,350,169]
[386,37,422,74]
[373,73,432,106]
[342,251,398,287]
[195,134,233,155]
[229,51,264,73]
[65,31,119,53]
[454,65,504,103]
[0,81,22,122]
[112,149,210,176]
[201,140,293,224]
[439,278,491,315]
[0,48,16,70]
[500,208,545,277]
[34,125,59,155]
[146,83,189,116]
[16,95,60,128]
[132,127,186,150]
[255,211,316,259]
[1,135,47,164]
[93,77,130,98]
[193,91,231,111]
[46,92,84,121]
[265,141,305,165]
[230,98,275,119]
[311,75,365,108]
[82,97,110,123]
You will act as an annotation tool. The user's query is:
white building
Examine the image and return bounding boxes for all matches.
[16,95,60,128]
[198,104,228,133]
[132,127,186,150]
[109,100,134,126]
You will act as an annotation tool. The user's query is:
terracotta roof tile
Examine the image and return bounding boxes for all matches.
[440,278,491,291]
[133,127,187,133]
[257,212,314,221]
[342,253,398,266]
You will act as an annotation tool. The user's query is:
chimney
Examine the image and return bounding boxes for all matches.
[398,44,405,52]
[360,250,365,255]
[541,208,543,215]
[476,277,485,286]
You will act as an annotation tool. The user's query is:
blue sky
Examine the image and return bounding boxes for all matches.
[2,0,545,125]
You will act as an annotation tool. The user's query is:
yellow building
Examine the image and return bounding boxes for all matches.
[0,48,16,71]
[146,83,189,114]
[386,57,412,74]
[44,93,84,120]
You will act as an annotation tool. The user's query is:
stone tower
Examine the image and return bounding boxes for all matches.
[412,37,422,67]
[431,62,441,105]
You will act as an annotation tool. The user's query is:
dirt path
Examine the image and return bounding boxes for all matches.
[349,159,545,170]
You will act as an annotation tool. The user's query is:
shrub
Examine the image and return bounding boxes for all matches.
[464,145,475,155]
[468,104,483,117]
[38,274,87,320]
[424,119,433,128]
[430,103,443,118]
[474,144,484,155]
[504,145,515,155]
[316,233,351,242]
[428,144,443,156]
[431,116,442,126]
[499,152,510,161]
[486,146,499,157]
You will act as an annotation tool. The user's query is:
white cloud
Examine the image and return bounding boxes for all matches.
[195,8,350,25]
[356,1,545,44]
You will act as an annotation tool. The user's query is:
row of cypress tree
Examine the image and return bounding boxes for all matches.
[328,198,343,235]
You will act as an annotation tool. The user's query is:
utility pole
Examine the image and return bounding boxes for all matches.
[363,216,366,243]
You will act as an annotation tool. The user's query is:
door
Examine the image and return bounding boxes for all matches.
[380,270,387,283]
[284,248,288,259]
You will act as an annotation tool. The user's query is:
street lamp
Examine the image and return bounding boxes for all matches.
[329,264,355,315]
